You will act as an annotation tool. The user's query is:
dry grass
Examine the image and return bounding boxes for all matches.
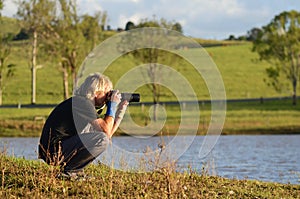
[0,153,299,198]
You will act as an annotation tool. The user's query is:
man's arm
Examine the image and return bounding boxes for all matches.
[111,100,128,134]
[93,116,115,138]
[93,100,128,138]
[91,90,128,138]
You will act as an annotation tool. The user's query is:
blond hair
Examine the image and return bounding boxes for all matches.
[75,73,113,100]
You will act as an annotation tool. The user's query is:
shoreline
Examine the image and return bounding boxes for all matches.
[1,127,300,137]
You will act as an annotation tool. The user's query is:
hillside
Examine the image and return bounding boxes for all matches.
[1,40,300,136]
[0,16,20,37]
[1,16,293,104]
[2,41,294,105]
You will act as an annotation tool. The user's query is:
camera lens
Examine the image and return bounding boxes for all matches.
[121,93,140,103]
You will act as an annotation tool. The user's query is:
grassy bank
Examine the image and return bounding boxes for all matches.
[0,153,299,198]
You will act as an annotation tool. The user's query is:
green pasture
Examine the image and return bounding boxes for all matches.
[2,41,293,104]
[1,40,300,136]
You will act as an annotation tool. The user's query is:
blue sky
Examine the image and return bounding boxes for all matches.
[2,0,300,40]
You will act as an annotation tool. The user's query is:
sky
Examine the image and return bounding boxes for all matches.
[2,0,300,40]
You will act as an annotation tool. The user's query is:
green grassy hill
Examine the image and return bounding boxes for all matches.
[2,41,294,105]
[3,41,64,105]
[206,44,282,99]
[0,16,20,37]
[0,16,297,104]
[1,38,300,136]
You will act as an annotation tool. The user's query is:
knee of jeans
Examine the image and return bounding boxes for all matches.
[102,136,109,148]
[95,133,109,148]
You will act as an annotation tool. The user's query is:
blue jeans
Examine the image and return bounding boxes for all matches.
[60,132,109,172]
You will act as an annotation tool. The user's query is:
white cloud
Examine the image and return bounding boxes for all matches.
[1,1,17,17]
[132,0,284,39]
[215,0,244,16]
[118,13,146,28]
[1,0,300,39]
[76,0,103,15]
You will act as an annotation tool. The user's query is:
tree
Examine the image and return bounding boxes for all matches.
[16,0,56,104]
[0,0,15,105]
[14,28,30,40]
[0,35,15,105]
[247,27,262,41]
[227,35,236,40]
[172,22,183,33]
[125,21,135,31]
[80,11,107,51]
[118,17,182,120]
[46,0,85,99]
[253,10,300,105]
[44,0,107,99]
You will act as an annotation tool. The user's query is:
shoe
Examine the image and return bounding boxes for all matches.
[56,170,95,181]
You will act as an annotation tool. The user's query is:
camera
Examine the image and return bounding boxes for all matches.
[121,93,140,103]
[96,91,140,114]
[107,90,140,103]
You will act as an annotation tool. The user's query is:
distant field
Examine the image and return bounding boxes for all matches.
[206,44,288,98]
[1,38,299,136]
[0,16,20,36]
[0,16,298,104]
[3,41,64,105]
[2,41,295,105]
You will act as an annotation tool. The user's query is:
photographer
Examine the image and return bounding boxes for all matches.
[38,72,128,180]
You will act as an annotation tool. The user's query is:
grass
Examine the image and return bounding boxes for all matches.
[205,44,286,99]
[1,17,299,199]
[3,40,65,105]
[222,99,300,134]
[0,17,21,37]
[0,153,299,198]
[0,98,299,137]
[0,108,52,137]
[3,41,297,104]
[0,39,300,136]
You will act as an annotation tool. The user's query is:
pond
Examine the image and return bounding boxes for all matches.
[0,135,299,184]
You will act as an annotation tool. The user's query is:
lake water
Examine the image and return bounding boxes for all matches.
[0,135,299,185]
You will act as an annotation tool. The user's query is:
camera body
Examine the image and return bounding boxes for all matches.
[96,91,140,114]
[107,90,140,103]
[121,93,140,103]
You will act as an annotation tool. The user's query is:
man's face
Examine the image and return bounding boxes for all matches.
[94,87,111,107]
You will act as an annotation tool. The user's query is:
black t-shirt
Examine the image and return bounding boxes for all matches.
[38,96,97,160]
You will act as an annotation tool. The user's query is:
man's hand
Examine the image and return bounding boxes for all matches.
[116,100,129,119]
[113,100,129,131]
[105,90,121,119]
[110,90,121,104]
[94,90,128,138]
